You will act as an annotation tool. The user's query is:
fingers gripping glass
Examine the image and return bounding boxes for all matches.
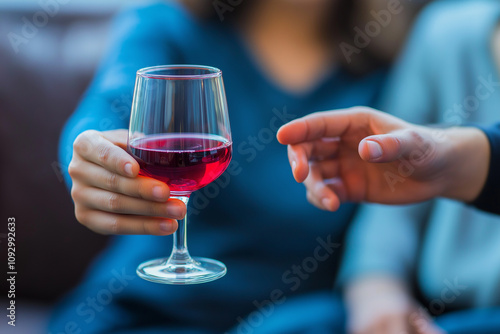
[128,65,232,284]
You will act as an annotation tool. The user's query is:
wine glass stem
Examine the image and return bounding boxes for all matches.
[167,196,193,266]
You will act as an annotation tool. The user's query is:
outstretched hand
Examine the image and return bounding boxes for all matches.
[277,107,489,211]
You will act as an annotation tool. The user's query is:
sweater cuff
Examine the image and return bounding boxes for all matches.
[470,124,500,214]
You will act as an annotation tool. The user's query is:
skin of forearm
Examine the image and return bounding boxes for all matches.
[345,275,411,306]
[441,127,490,202]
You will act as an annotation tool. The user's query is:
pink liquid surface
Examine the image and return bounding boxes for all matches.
[129,134,232,195]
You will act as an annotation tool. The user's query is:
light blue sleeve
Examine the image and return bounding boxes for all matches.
[337,2,451,285]
[57,2,189,188]
[339,203,431,283]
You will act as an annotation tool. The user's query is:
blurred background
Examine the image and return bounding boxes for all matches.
[6,1,498,333]
[0,0,139,331]
[0,0,426,332]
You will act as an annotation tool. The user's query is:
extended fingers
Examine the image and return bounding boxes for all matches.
[74,208,178,235]
[286,139,343,211]
[288,145,310,182]
[277,107,378,144]
[303,163,341,211]
[288,139,340,183]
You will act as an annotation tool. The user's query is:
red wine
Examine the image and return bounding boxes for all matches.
[129,134,232,196]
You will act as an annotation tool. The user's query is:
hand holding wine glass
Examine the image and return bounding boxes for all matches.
[68,129,186,235]
[127,65,232,285]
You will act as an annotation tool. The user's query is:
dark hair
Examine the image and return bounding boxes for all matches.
[181,0,425,75]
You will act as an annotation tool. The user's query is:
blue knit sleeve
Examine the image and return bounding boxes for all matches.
[471,123,500,214]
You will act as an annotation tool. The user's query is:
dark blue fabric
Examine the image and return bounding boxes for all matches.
[472,124,500,215]
[436,308,500,334]
[48,2,386,333]
[229,292,346,334]
[233,292,500,334]
[232,293,500,334]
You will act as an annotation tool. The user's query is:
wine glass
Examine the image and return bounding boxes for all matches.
[127,65,232,284]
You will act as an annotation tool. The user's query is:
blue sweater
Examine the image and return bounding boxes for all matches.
[49,2,386,333]
[339,0,500,309]
[474,123,500,214]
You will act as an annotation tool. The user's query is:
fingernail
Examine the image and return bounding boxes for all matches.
[152,186,165,199]
[160,221,174,233]
[322,198,331,211]
[367,141,383,160]
[124,163,133,176]
[292,160,297,173]
[167,204,185,220]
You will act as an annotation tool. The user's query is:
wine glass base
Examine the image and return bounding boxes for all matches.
[136,257,227,285]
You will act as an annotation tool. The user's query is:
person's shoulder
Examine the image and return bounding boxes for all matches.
[413,0,500,52]
[118,0,188,18]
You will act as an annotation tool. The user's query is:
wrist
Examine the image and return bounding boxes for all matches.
[441,127,490,202]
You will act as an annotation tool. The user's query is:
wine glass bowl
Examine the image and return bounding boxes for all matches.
[127,65,232,284]
[129,133,232,196]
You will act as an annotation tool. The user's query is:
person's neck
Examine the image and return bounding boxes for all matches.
[239,1,335,94]
[241,1,328,50]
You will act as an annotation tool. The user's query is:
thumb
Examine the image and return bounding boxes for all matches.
[358,129,425,163]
